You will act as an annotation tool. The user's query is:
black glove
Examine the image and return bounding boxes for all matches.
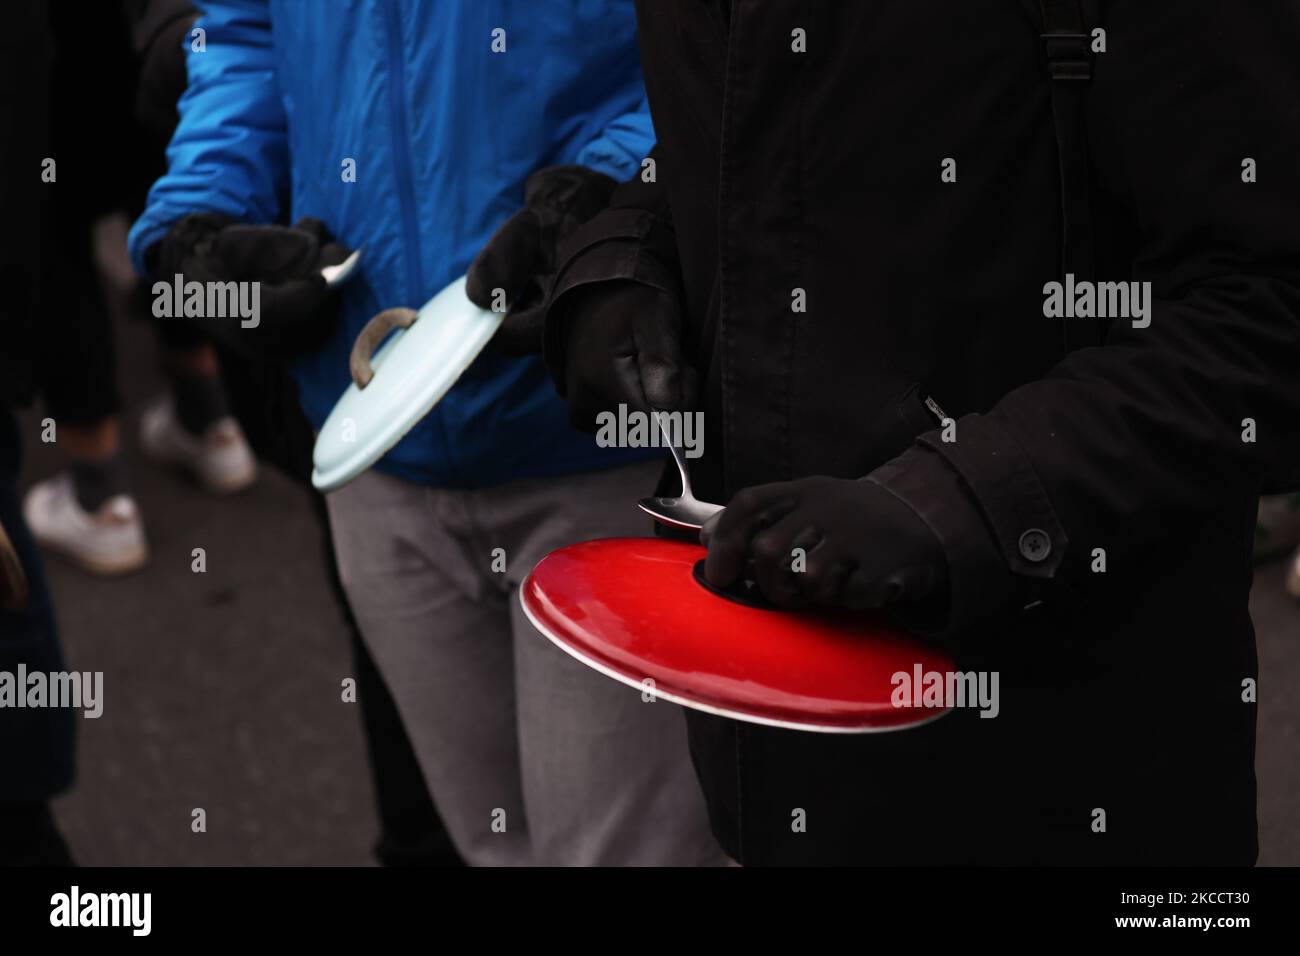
[466,165,617,354]
[701,476,948,612]
[557,281,698,432]
[147,213,352,361]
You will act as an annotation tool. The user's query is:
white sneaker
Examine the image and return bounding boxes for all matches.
[23,473,149,575]
[139,396,257,494]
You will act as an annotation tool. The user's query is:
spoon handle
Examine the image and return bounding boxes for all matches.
[652,408,692,499]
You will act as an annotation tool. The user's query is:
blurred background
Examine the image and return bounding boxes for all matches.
[18,333,377,865]
[3,0,461,867]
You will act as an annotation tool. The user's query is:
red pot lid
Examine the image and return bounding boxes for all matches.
[520,537,956,733]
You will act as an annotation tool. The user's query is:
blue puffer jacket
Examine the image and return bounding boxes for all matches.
[129,0,655,487]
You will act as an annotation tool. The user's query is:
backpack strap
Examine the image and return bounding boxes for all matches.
[1039,0,1097,351]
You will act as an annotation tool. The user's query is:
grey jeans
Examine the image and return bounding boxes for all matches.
[326,459,721,866]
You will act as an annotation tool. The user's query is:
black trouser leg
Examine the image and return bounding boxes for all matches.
[0,412,76,866]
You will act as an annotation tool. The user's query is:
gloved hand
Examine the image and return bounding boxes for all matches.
[466,165,618,354]
[557,281,698,432]
[701,476,948,611]
[147,212,353,361]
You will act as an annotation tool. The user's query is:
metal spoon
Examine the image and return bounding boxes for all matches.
[638,408,724,531]
[321,249,363,287]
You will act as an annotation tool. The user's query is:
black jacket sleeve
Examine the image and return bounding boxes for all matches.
[871,0,1300,633]
[542,148,686,394]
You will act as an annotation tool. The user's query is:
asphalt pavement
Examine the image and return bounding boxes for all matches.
[19,310,374,866]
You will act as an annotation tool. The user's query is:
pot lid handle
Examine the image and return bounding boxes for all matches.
[349,307,418,389]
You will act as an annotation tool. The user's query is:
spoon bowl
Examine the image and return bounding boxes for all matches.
[637,494,722,531]
[637,408,724,531]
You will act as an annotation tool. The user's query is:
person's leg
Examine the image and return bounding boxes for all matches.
[43,402,132,519]
[0,412,76,865]
[480,459,724,866]
[326,468,530,866]
[26,207,146,574]
[160,342,231,436]
[216,352,464,867]
[60,419,128,512]
[320,488,461,867]
[349,627,464,866]
[142,321,257,495]
[0,802,73,868]
[22,414,146,576]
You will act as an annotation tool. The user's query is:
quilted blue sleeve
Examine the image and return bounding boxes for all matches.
[128,0,288,276]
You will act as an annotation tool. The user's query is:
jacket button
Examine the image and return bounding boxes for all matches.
[1018,528,1051,563]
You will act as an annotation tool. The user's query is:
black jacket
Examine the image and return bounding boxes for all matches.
[546,0,1300,864]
